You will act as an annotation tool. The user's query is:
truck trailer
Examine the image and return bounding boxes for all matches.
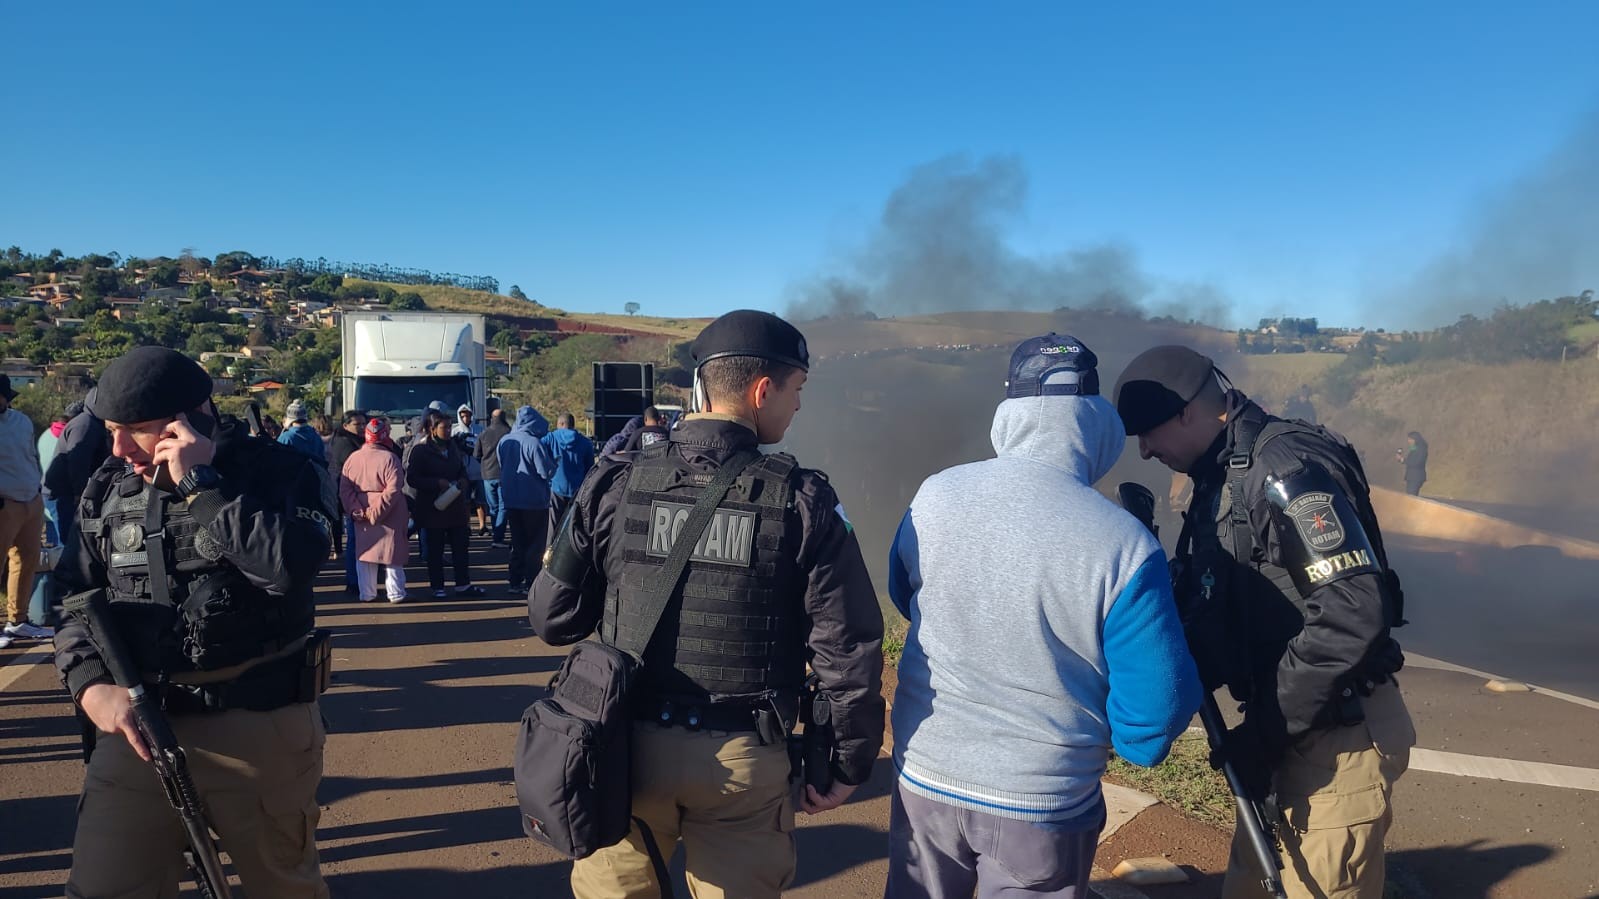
[340,311,487,435]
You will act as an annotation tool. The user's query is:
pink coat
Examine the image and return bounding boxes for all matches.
[339,444,410,566]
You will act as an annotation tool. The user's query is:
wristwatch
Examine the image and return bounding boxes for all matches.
[176,464,222,499]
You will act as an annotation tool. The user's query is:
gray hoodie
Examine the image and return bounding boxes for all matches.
[888,392,1200,823]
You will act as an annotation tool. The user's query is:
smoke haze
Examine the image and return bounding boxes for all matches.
[788,155,1227,324]
[1381,114,1599,328]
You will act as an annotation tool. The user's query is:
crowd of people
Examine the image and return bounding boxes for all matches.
[4,317,1419,899]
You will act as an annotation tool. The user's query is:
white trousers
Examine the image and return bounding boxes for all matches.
[356,561,407,602]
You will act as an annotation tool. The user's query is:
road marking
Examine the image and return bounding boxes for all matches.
[0,644,52,691]
[1411,748,1599,792]
[1406,653,1599,712]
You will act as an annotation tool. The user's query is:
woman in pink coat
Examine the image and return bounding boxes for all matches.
[339,419,411,603]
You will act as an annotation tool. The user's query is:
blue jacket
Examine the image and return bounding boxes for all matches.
[498,406,556,510]
[540,426,595,499]
[888,390,1200,824]
[278,423,327,467]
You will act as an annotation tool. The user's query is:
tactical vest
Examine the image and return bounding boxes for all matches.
[80,467,313,674]
[604,445,806,703]
[1180,402,1404,699]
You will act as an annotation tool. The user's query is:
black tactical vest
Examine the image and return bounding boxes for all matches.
[1181,402,1401,696]
[80,466,312,674]
[604,445,806,703]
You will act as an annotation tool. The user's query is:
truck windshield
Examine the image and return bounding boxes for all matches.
[354,377,471,419]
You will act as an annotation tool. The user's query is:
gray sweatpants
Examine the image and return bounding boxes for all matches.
[885,780,1102,898]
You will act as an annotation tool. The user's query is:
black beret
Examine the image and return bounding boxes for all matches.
[1113,345,1216,436]
[87,346,213,424]
[691,310,809,371]
[1005,333,1099,398]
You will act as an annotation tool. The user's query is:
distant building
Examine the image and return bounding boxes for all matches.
[53,317,85,329]
[0,364,46,388]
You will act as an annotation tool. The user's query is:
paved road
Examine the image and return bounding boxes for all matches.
[3,537,1597,898]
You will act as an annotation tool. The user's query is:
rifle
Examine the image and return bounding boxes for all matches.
[1115,482,1287,899]
[65,589,235,899]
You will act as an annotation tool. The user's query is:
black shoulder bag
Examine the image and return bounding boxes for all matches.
[514,450,760,860]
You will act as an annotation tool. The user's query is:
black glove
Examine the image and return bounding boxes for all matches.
[1210,715,1287,801]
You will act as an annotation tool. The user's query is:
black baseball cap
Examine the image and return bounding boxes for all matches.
[1005,333,1099,398]
[88,347,212,424]
[1113,345,1217,436]
[691,310,809,371]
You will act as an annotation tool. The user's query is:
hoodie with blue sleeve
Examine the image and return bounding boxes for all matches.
[498,406,556,511]
[541,425,595,498]
[887,386,1201,825]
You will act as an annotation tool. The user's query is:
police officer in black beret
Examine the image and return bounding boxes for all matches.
[1114,345,1414,899]
[530,309,885,898]
[53,346,334,898]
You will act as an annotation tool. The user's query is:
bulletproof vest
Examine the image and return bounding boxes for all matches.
[604,445,806,702]
[1180,402,1401,693]
[80,464,311,674]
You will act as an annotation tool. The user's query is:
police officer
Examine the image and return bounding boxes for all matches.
[1114,346,1415,899]
[529,309,885,899]
[52,346,334,898]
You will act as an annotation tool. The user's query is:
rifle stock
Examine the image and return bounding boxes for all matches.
[65,590,234,899]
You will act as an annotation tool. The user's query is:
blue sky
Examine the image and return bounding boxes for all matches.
[4,2,1597,329]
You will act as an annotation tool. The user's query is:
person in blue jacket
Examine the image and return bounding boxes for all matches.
[277,400,327,467]
[498,406,556,592]
[885,334,1201,899]
[540,412,595,539]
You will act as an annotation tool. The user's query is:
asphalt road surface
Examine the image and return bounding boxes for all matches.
[3,536,1596,898]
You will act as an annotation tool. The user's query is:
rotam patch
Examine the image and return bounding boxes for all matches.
[1286,491,1345,552]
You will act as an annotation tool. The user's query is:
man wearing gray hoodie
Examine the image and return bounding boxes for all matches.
[886,335,1201,898]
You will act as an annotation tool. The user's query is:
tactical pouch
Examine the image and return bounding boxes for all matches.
[299,629,332,701]
[515,640,637,858]
[788,675,836,793]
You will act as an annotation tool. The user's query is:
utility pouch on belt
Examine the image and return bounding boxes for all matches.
[789,674,835,794]
[514,449,760,860]
[299,629,332,701]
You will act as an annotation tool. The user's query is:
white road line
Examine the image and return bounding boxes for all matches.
[1410,748,1599,792]
[0,643,52,691]
[1405,653,1599,712]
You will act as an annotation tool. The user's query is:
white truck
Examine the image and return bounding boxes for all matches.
[340,311,487,435]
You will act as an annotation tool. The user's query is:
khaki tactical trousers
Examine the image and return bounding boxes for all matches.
[570,724,796,899]
[66,701,329,899]
[1224,682,1415,899]
[0,494,43,624]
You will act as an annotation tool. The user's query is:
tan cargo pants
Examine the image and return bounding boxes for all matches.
[570,724,796,899]
[1223,681,1415,899]
[0,493,42,624]
[66,701,329,899]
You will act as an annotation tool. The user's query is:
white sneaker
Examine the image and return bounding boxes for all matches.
[388,594,407,604]
[3,622,52,640]
[0,633,13,649]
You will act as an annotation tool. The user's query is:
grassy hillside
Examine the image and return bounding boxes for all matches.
[351,279,707,337]
[1235,353,1343,405]
[1318,356,1599,505]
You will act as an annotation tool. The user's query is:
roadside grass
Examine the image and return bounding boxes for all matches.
[881,616,906,665]
[1105,732,1234,828]
[1236,352,1342,405]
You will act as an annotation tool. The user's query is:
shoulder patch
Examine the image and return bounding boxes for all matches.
[1285,491,1345,552]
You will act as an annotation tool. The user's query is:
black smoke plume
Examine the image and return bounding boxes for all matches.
[788,155,1226,323]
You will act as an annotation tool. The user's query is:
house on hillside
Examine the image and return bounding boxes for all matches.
[240,344,275,360]
[53,318,84,329]
[108,295,143,318]
[247,379,284,401]
[315,307,340,329]
[27,283,73,303]
[0,323,14,337]
[145,287,188,305]
[227,307,267,323]
[4,273,31,288]
[0,363,45,389]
